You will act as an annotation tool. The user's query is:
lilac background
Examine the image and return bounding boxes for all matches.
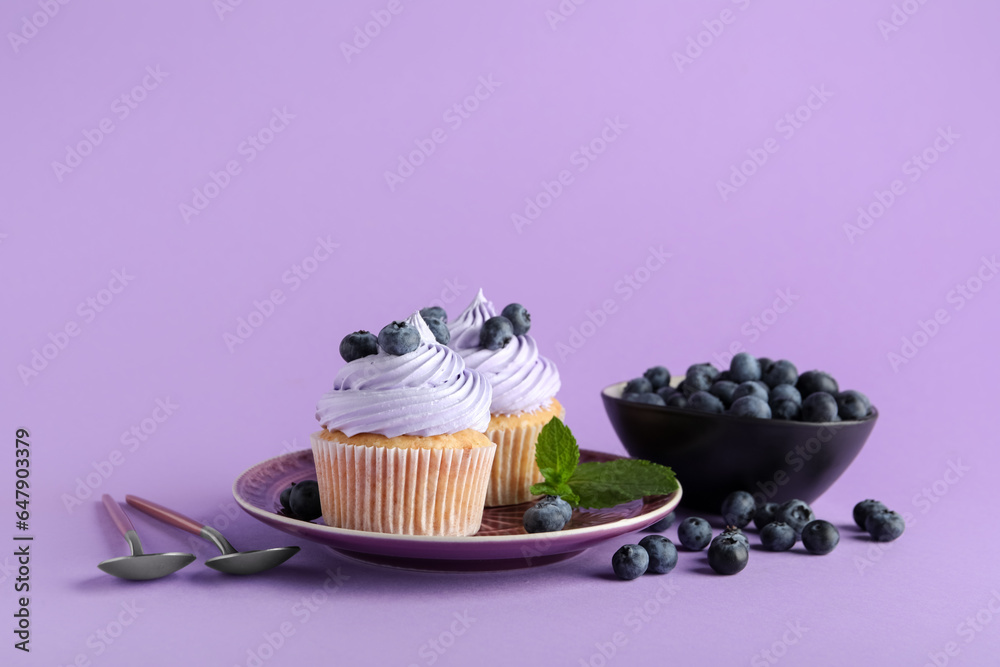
[3,1,999,665]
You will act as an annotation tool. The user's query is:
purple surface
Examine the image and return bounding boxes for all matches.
[2,1,998,665]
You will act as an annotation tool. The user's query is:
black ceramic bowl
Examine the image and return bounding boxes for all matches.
[601,380,878,513]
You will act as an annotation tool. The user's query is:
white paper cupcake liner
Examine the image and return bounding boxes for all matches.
[484,405,565,507]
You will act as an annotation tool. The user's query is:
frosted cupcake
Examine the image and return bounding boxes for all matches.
[447,290,562,506]
[311,312,495,536]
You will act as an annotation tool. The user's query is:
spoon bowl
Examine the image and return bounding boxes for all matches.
[98,552,196,581]
[205,546,300,575]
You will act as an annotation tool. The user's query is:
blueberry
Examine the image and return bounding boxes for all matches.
[423,317,450,345]
[730,396,771,419]
[760,522,796,551]
[707,535,749,575]
[523,501,569,533]
[612,544,649,580]
[686,363,719,382]
[647,511,676,532]
[717,370,732,382]
[837,390,871,420]
[866,510,905,542]
[771,399,801,421]
[419,306,447,324]
[643,365,671,391]
[801,392,840,422]
[775,499,815,535]
[753,502,779,530]
[479,316,514,350]
[535,495,573,524]
[377,321,420,356]
[729,352,761,383]
[625,377,653,394]
[623,392,665,406]
[638,535,678,574]
[853,499,888,530]
[279,483,295,511]
[682,371,713,397]
[665,393,688,409]
[500,303,531,336]
[720,491,756,528]
[770,384,802,405]
[677,517,712,551]
[289,480,322,521]
[339,331,378,362]
[656,385,678,401]
[762,359,798,388]
[709,380,739,407]
[796,370,839,397]
[757,357,774,374]
[688,391,724,414]
[713,526,749,550]
[733,380,769,403]
[801,520,840,555]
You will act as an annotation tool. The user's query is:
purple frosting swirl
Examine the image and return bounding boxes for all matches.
[315,312,492,438]
[447,289,561,416]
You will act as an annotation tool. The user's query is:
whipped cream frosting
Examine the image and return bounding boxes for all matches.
[447,289,561,416]
[315,312,492,438]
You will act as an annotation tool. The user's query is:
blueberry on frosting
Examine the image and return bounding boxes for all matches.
[423,317,450,345]
[419,306,447,324]
[500,303,531,336]
[339,331,378,362]
[479,316,514,350]
[377,321,420,356]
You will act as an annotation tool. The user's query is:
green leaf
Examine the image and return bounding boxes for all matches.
[567,459,678,509]
[529,481,579,506]
[534,418,579,486]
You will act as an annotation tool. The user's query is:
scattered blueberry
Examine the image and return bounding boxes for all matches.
[289,480,322,521]
[709,380,739,407]
[644,365,671,391]
[423,317,450,345]
[771,399,801,421]
[377,321,420,356]
[665,393,688,409]
[770,384,802,405]
[796,370,839,398]
[837,390,871,420]
[775,499,815,535]
[713,526,749,550]
[500,303,531,336]
[801,520,840,555]
[730,352,761,383]
[623,392,665,406]
[760,522,797,551]
[419,306,447,324]
[730,395,771,419]
[638,535,678,574]
[625,377,653,394]
[523,500,569,533]
[866,510,905,542]
[762,359,798,388]
[647,511,676,532]
[733,380,769,403]
[707,534,749,575]
[612,544,649,580]
[479,316,514,350]
[852,499,888,530]
[688,391,724,414]
[721,491,756,528]
[535,495,573,524]
[279,483,295,512]
[677,517,712,551]
[753,502,779,530]
[801,392,840,422]
[339,331,378,362]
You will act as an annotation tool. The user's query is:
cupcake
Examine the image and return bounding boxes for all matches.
[311,312,495,536]
[447,289,562,506]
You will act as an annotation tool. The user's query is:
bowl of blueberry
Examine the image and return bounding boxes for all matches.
[601,353,878,512]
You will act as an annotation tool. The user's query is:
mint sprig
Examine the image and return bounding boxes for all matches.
[529,418,678,509]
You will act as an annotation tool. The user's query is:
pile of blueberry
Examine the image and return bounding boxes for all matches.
[279,480,322,521]
[466,302,532,350]
[622,353,874,422]
[609,492,905,579]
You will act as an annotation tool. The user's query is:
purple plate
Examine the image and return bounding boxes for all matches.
[233,449,682,571]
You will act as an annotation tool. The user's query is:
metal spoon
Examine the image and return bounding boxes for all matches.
[97,495,196,580]
[125,495,299,575]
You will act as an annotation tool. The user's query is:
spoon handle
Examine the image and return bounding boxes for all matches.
[101,494,136,538]
[125,495,206,536]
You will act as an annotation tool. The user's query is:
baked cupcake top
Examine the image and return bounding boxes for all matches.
[316,312,491,438]
[447,289,560,416]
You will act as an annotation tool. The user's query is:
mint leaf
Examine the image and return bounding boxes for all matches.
[533,418,579,486]
[529,481,580,506]
[567,459,678,509]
